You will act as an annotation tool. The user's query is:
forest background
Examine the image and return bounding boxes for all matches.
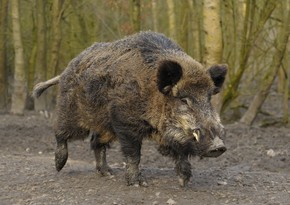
[0,0,289,126]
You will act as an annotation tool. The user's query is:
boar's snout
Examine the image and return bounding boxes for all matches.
[203,136,226,158]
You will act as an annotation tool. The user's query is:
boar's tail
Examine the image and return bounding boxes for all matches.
[32,75,60,98]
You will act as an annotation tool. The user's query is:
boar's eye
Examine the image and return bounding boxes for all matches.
[181,97,192,106]
[181,98,188,104]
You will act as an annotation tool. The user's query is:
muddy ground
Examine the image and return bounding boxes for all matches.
[0,110,290,205]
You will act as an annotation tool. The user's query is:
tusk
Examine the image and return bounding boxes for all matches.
[193,130,200,142]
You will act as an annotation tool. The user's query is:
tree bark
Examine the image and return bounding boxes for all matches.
[194,0,204,63]
[240,1,290,125]
[203,0,222,66]
[132,0,141,32]
[282,47,289,124]
[46,0,64,111]
[167,0,176,40]
[0,0,9,110]
[10,0,27,115]
[151,0,158,32]
[203,0,223,112]
[277,61,286,93]
[34,0,47,111]
[221,0,277,112]
[179,0,189,53]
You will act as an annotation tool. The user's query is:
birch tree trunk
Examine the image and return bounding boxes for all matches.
[34,0,47,111]
[0,0,8,110]
[203,0,222,66]
[240,1,290,125]
[203,0,223,112]
[10,0,27,115]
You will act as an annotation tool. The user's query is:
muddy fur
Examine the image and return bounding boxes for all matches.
[33,31,227,187]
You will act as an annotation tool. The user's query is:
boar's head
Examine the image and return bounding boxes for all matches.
[156,58,227,158]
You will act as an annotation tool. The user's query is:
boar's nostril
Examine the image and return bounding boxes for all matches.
[192,129,201,142]
[216,146,227,153]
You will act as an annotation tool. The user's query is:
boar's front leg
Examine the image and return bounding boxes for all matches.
[111,105,149,186]
[121,137,148,186]
[175,155,192,187]
[90,133,113,176]
[113,130,147,186]
[158,145,192,187]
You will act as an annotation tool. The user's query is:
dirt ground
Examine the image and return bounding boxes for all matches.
[0,110,290,205]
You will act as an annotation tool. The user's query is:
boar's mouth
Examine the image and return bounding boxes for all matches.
[202,137,227,158]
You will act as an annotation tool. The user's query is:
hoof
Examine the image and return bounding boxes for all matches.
[178,176,190,187]
[55,143,68,171]
[97,165,113,176]
[126,172,148,187]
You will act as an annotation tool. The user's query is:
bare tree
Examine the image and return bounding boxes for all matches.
[282,48,289,123]
[203,0,222,66]
[46,0,65,110]
[10,0,27,114]
[240,1,290,125]
[167,0,176,40]
[34,0,47,111]
[0,0,8,110]
[132,0,141,32]
[203,0,223,112]
[221,0,277,112]
[151,0,158,31]
[179,0,190,53]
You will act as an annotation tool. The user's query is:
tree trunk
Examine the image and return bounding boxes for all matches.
[203,0,222,66]
[282,47,289,124]
[221,0,277,112]
[71,1,90,46]
[203,0,223,112]
[0,0,9,110]
[179,0,189,53]
[277,62,285,93]
[240,1,290,125]
[188,0,200,60]
[221,0,238,78]
[46,0,64,111]
[10,0,27,115]
[167,0,176,40]
[194,0,204,63]
[34,0,47,111]
[132,0,141,32]
[151,0,158,31]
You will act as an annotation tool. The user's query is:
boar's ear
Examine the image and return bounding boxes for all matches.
[208,64,228,95]
[157,60,183,95]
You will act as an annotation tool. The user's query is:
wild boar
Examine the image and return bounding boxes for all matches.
[33,31,227,187]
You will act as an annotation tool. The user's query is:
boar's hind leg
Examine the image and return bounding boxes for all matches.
[55,137,68,172]
[54,126,89,172]
[90,133,113,176]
